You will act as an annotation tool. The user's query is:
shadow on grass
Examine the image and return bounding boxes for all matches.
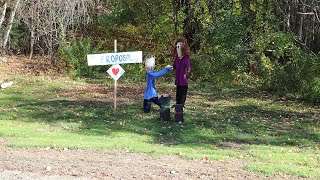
[200,104,319,146]
[11,93,319,148]
[0,79,316,149]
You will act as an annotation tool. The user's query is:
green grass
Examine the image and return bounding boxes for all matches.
[0,75,319,178]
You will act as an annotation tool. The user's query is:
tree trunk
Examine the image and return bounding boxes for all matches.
[286,1,290,31]
[29,28,34,59]
[172,0,178,39]
[29,3,34,59]
[0,2,6,30]
[298,1,305,41]
[1,0,20,52]
[183,0,192,46]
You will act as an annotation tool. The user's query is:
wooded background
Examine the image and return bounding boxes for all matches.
[0,0,319,102]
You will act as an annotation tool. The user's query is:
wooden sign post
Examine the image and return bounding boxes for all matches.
[87,40,142,110]
[114,40,117,110]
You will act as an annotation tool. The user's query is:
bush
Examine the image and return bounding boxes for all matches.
[193,14,248,84]
[190,54,213,82]
[121,63,145,82]
[190,44,247,85]
[59,38,103,77]
[249,32,303,92]
[246,30,320,102]
[307,78,320,103]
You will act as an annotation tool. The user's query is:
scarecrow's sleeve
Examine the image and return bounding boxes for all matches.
[147,68,170,80]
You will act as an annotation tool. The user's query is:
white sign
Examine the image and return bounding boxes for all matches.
[107,64,125,81]
[87,51,142,66]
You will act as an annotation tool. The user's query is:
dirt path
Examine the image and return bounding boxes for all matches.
[0,142,306,180]
[0,147,262,180]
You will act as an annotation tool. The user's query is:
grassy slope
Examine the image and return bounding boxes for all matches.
[0,73,319,178]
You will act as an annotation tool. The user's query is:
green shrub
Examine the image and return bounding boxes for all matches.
[307,78,320,103]
[247,30,320,101]
[190,54,213,82]
[121,63,145,82]
[249,32,302,92]
[195,14,248,84]
[59,38,103,77]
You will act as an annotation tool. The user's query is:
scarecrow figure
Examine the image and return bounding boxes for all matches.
[143,56,172,113]
[172,37,191,123]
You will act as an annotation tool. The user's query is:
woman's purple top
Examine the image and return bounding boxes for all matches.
[173,55,190,86]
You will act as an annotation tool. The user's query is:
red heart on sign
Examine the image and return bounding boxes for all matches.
[112,68,119,75]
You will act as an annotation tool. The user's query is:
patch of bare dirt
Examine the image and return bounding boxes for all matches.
[0,144,307,180]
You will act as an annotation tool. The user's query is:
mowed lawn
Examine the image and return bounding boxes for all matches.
[0,75,319,178]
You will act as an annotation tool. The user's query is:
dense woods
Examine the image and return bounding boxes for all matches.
[0,0,319,102]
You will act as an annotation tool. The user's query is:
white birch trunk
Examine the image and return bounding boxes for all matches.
[0,2,6,30]
[1,0,20,50]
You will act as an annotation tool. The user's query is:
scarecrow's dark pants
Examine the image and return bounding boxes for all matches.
[176,86,188,106]
[143,97,161,113]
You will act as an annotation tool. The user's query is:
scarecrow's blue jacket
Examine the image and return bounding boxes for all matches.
[144,68,172,100]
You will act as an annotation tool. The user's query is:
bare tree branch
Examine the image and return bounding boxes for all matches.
[13,0,104,60]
